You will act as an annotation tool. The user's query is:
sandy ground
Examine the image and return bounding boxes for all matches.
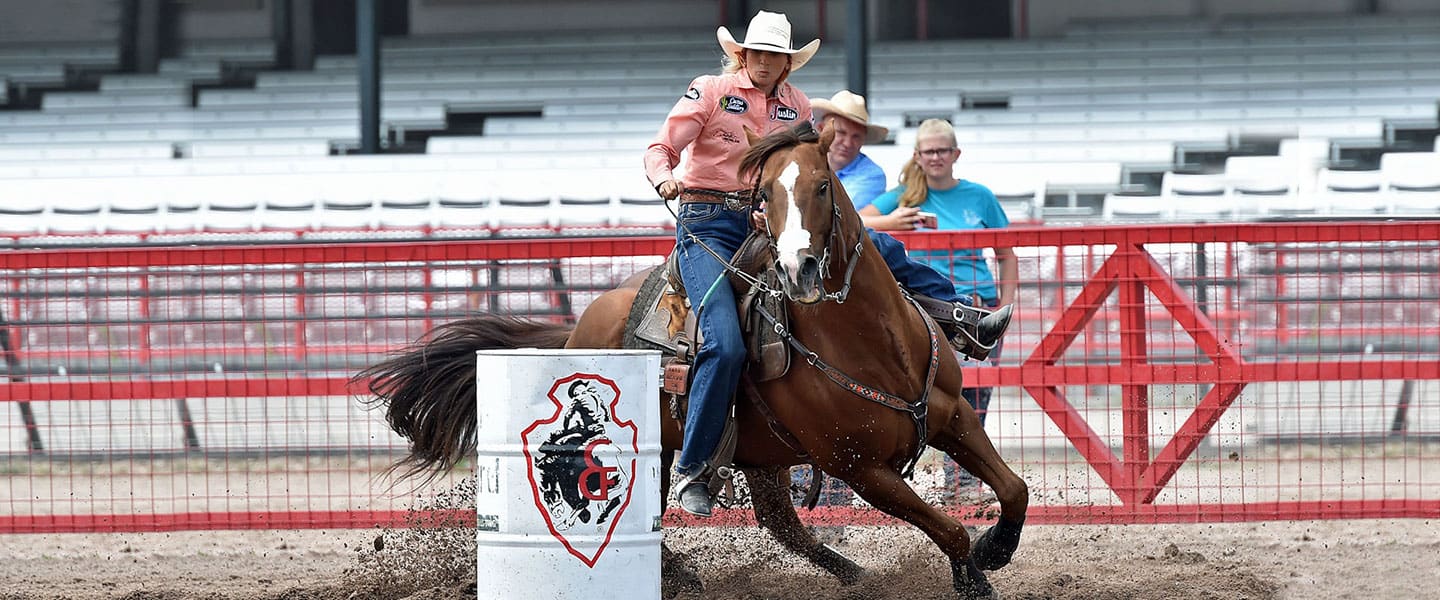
[0,517,1436,600]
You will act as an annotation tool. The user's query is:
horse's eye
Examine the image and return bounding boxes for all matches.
[817,181,830,196]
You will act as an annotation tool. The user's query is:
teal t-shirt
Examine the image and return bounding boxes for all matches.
[871,180,1009,302]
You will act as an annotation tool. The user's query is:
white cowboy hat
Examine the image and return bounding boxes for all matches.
[717,10,820,73]
[812,90,890,144]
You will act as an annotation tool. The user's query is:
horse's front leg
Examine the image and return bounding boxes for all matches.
[930,408,1029,571]
[846,465,998,600]
[742,466,865,585]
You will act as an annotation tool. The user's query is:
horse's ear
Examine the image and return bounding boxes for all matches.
[744,126,762,146]
[818,121,836,156]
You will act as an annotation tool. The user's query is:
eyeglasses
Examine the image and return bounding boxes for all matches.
[917,148,957,158]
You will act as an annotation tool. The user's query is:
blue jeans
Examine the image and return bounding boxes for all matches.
[867,229,971,306]
[673,203,750,478]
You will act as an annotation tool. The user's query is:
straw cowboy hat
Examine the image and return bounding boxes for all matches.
[811,90,890,144]
[717,10,820,72]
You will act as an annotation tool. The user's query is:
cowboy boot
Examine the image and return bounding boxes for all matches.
[675,472,715,518]
[912,294,1012,362]
[947,303,1012,362]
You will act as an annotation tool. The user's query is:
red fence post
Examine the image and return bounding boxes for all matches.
[1117,242,1150,506]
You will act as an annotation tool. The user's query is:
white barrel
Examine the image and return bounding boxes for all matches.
[475,349,663,600]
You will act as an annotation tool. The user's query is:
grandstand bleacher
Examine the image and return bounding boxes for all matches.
[2,13,1438,240]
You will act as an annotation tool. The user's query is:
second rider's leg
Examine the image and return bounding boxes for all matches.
[865,229,1011,359]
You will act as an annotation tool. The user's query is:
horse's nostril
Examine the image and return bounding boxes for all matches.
[799,256,821,281]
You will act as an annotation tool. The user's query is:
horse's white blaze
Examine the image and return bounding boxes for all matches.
[774,161,810,275]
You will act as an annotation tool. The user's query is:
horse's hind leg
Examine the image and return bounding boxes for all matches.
[930,417,1028,571]
[846,466,998,600]
[743,466,865,586]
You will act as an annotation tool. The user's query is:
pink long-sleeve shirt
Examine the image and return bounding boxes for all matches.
[644,71,812,193]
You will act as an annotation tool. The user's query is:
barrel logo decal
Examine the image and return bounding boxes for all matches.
[520,373,638,567]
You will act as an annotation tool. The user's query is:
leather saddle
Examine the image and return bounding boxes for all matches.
[622,231,790,406]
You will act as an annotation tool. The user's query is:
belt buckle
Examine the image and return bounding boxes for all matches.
[723,195,750,212]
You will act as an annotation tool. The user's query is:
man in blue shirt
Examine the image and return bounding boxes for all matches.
[813,90,890,211]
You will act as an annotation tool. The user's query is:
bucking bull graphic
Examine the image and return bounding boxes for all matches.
[528,378,633,531]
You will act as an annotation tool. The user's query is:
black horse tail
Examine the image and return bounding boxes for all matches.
[354,314,573,483]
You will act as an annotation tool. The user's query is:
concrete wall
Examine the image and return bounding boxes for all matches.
[0,0,119,43]
[1021,0,1387,38]
[409,0,718,35]
[1380,0,1440,11]
[176,0,272,40]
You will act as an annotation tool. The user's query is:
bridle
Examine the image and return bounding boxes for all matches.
[745,149,865,305]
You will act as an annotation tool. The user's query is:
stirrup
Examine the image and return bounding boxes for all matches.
[675,472,717,517]
[948,304,1012,362]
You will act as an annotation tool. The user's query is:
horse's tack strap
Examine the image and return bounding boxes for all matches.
[741,374,809,461]
[753,294,941,479]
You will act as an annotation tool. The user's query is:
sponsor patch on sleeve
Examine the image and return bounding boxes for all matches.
[719,95,749,114]
[683,87,700,101]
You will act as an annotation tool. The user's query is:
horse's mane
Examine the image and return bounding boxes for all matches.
[739,121,821,184]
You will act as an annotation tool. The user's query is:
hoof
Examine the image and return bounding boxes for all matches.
[971,516,1024,571]
[812,543,865,586]
[951,557,999,599]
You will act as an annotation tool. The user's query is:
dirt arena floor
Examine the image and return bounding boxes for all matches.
[0,516,1435,600]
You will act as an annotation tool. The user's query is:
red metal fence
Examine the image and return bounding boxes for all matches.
[2,222,1438,532]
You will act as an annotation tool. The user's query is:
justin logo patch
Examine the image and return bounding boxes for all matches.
[521,374,638,568]
[683,87,700,101]
[772,105,799,121]
[719,95,748,114]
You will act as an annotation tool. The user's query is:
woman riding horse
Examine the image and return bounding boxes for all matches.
[359,122,1029,599]
[644,9,1012,519]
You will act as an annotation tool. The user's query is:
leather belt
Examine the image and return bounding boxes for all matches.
[680,189,755,212]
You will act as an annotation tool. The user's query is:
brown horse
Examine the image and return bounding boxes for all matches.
[358,123,1028,599]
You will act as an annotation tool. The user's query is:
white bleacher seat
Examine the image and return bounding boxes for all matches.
[432,197,492,232]
[45,179,106,234]
[0,186,47,236]
[984,177,1045,223]
[1223,156,1306,217]
[257,176,319,232]
[156,180,202,234]
[1316,169,1387,215]
[614,196,673,230]
[0,142,175,162]
[187,139,331,158]
[364,174,441,232]
[1102,193,1168,221]
[194,176,261,232]
[104,179,165,234]
[491,196,556,233]
[556,197,615,230]
[1382,154,1440,215]
[41,90,191,112]
[1161,172,1234,221]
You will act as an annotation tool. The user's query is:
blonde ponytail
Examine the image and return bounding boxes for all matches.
[898,158,927,208]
